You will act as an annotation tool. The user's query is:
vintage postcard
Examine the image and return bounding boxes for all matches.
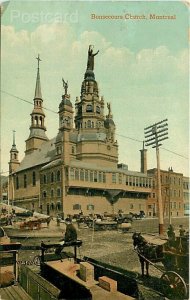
[0,1,189,299]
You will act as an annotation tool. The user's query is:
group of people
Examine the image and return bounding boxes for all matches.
[167,224,186,239]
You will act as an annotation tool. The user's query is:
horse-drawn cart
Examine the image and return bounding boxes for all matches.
[133,232,189,299]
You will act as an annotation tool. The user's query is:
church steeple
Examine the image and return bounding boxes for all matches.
[74,46,118,167]
[34,54,42,99]
[25,55,48,155]
[74,45,105,131]
[9,130,20,173]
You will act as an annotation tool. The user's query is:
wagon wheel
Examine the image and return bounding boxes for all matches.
[161,271,188,299]
[33,255,41,266]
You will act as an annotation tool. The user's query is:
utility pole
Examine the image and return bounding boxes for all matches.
[144,119,168,235]
[168,168,172,225]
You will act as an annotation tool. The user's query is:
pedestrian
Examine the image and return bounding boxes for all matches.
[56,214,61,226]
[55,219,77,255]
[167,224,176,248]
[179,225,185,237]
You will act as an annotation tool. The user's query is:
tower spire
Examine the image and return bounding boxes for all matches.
[34,54,42,99]
[25,54,48,155]
[9,130,20,173]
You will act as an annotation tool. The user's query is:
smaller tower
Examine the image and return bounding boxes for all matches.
[104,102,116,143]
[55,79,73,163]
[140,142,147,173]
[25,54,48,155]
[9,130,20,173]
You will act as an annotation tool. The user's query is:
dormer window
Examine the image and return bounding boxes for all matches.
[86,104,93,112]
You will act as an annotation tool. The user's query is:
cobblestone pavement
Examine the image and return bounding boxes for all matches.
[13,217,189,300]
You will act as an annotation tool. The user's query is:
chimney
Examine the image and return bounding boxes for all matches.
[140,142,147,173]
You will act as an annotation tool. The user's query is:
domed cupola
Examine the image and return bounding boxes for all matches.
[84,69,95,81]
[104,118,115,129]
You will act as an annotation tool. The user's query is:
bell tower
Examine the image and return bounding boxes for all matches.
[74,46,118,167]
[9,130,20,173]
[25,55,48,155]
[74,45,105,132]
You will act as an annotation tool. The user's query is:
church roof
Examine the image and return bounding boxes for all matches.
[16,138,56,172]
[28,128,48,140]
[41,158,62,170]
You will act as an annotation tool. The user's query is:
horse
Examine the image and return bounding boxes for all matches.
[132,232,163,277]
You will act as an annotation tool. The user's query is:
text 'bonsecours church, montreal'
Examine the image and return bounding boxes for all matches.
[9,46,181,218]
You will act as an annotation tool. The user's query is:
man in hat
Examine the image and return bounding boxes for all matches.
[55,218,77,255]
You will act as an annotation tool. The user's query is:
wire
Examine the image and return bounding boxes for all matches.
[161,147,188,160]
[117,133,188,160]
[1,90,57,114]
[116,133,143,143]
[1,90,188,160]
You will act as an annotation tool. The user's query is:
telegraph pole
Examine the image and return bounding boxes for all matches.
[144,119,168,235]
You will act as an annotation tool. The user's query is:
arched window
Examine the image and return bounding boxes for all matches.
[35,116,38,125]
[39,116,42,126]
[43,174,47,184]
[24,174,27,188]
[51,189,54,197]
[32,171,36,186]
[16,176,19,189]
[51,172,54,183]
[43,191,47,198]
[87,120,91,128]
[57,188,61,197]
[50,203,54,210]
[56,202,61,210]
[86,104,93,112]
[57,170,61,182]
[14,153,17,159]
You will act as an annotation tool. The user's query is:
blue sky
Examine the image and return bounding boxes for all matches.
[1,0,189,176]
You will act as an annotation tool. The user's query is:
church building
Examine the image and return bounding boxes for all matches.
[8,46,153,217]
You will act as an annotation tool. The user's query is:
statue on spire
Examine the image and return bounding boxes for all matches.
[107,102,112,118]
[62,78,68,95]
[87,45,99,71]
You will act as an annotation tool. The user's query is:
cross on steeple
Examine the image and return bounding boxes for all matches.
[36,54,41,69]
[13,130,16,146]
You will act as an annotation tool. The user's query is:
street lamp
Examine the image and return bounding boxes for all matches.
[144,119,168,235]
